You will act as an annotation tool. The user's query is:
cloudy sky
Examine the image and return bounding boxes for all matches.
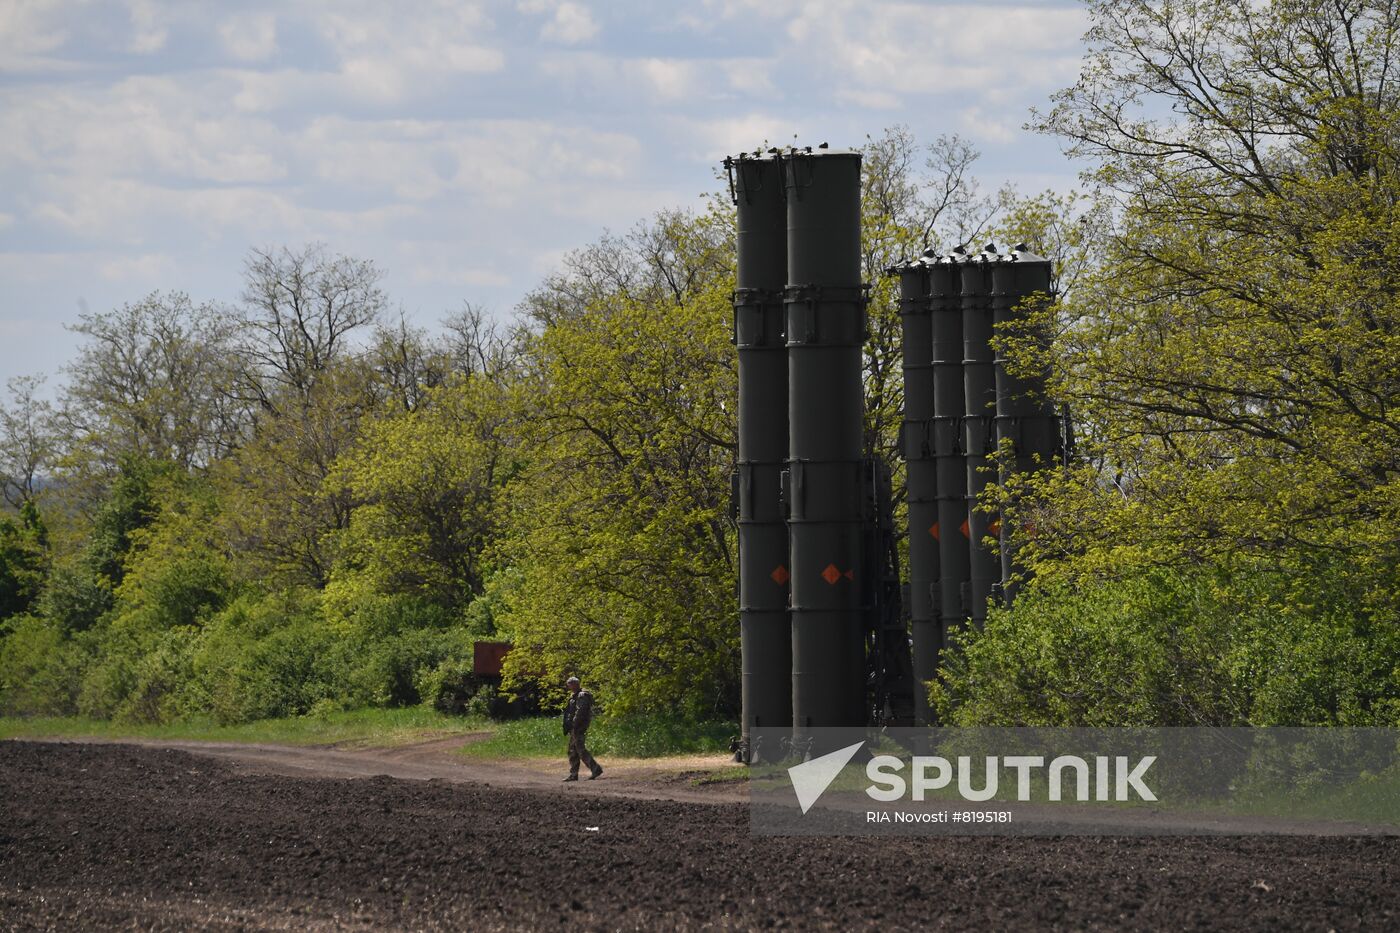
[0,0,1088,383]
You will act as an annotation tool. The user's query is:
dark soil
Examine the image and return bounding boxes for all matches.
[2,741,1397,930]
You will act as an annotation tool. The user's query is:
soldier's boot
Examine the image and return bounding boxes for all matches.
[588,765,603,780]
[563,773,579,782]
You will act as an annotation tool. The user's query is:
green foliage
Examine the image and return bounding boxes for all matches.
[1010,0,1400,588]
[33,456,176,639]
[214,363,376,588]
[0,501,48,621]
[0,706,485,745]
[0,614,85,715]
[325,376,511,612]
[498,206,740,718]
[916,1,1400,726]
[934,560,1400,727]
[83,455,171,584]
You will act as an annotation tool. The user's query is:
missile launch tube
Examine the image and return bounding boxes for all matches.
[729,154,791,763]
[897,257,939,725]
[961,251,999,625]
[929,258,969,631]
[784,150,868,742]
[993,249,1057,605]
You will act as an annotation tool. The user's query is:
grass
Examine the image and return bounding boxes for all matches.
[460,713,739,760]
[1,708,742,761]
[693,765,750,785]
[1224,764,1400,827]
[0,707,489,748]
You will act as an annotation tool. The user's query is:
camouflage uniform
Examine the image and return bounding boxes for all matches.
[564,688,601,778]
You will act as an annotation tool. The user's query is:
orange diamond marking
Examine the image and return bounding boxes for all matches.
[928,521,940,541]
[987,519,1001,537]
[770,565,790,585]
[959,518,971,539]
[821,563,842,585]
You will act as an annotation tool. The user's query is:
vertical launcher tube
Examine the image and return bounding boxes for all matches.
[729,154,791,763]
[784,150,868,742]
[929,258,969,631]
[897,257,938,725]
[993,248,1057,605]
[961,250,999,626]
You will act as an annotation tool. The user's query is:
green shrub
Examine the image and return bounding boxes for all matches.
[415,658,483,715]
[37,564,112,636]
[112,627,200,724]
[464,682,499,719]
[0,614,85,715]
[933,560,1400,727]
[347,625,473,707]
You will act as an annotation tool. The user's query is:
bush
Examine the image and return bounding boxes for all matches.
[37,564,112,636]
[932,560,1400,727]
[415,658,482,715]
[0,614,85,715]
[111,627,200,724]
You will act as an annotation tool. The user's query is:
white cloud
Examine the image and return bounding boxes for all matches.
[0,0,1092,380]
[540,2,598,45]
[300,116,640,208]
[635,58,696,100]
[959,106,1017,144]
[316,1,505,103]
[675,0,1085,95]
[400,241,512,287]
[673,114,806,161]
[98,251,176,282]
[0,75,290,185]
[219,13,278,62]
[126,0,168,54]
[837,88,901,110]
[0,0,71,67]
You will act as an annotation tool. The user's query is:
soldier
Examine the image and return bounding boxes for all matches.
[562,675,603,782]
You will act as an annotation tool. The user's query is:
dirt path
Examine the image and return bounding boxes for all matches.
[3,741,1398,931]
[22,732,750,805]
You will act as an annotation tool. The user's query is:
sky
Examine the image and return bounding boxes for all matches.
[0,0,1089,386]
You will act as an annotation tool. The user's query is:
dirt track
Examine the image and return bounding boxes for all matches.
[3,740,1399,930]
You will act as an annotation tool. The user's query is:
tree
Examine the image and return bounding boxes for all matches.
[0,500,48,621]
[0,376,59,508]
[62,293,245,473]
[1007,0,1400,588]
[218,245,388,587]
[500,205,740,717]
[216,359,376,588]
[325,375,513,612]
[234,243,386,413]
[931,0,1400,727]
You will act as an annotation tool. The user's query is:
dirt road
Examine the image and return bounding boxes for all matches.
[23,732,751,805]
[3,739,1398,930]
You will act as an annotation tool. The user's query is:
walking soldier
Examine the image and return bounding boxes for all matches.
[563,675,603,782]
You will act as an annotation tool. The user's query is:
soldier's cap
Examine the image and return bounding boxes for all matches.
[566,676,580,685]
